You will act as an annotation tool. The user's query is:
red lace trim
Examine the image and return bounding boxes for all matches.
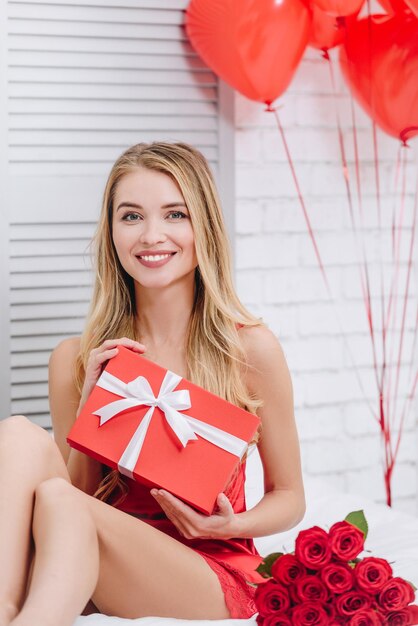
[197,553,258,619]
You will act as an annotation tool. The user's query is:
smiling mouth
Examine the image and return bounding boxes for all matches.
[137,252,176,260]
[135,252,177,267]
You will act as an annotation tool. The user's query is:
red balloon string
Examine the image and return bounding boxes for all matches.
[266,103,377,420]
[350,97,378,374]
[350,98,363,221]
[327,54,381,397]
[396,302,418,462]
[266,105,331,295]
[392,172,418,466]
[391,145,402,260]
[365,0,395,504]
[384,144,403,429]
[385,147,408,426]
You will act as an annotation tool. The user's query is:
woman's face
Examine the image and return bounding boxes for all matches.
[112,167,198,291]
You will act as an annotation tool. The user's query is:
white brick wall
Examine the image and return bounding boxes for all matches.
[234,47,418,515]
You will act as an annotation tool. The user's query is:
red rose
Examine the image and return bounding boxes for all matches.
[323,602,336,621]
[291,601,329,625]
[295,574,329,603]
[407,605,418,625]
[271,554,306,585]
[295,526,332,569]
[335,590,372,616]
[321,562,355,594]
[254,580,291,616]
[385,609,412,626]
[259,615,292,626]
[355,557,393,593]
[349,609,382,625]
[378,578,415,613]
[329,521,365,561]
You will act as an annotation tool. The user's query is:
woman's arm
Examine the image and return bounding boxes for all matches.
[49,336,147,495]
[49,337,103,494]
[232,324,306,537]
[150,324,305,540]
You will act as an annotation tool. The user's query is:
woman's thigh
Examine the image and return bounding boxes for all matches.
[78,487,230,620]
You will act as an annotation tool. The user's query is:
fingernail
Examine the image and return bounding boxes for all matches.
[150,489,157,497]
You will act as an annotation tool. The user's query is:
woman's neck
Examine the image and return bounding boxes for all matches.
[134,279,195,349]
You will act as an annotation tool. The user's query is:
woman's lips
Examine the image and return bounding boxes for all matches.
[136,252,176,268]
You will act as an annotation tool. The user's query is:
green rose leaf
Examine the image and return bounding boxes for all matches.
[256,552,284,578]
[345,510,368,539]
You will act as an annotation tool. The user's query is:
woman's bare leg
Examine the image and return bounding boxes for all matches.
[0,416,70,625]
[10,478,99,626]
[9,478,230,626]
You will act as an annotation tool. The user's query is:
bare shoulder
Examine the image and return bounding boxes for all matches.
[238,324,292,402]
[49,336,81,371]
[49,337,82,461]
[49,336,82,396]
[239,324,287,372]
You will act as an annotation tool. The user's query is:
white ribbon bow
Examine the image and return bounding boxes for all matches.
[93,369,248,479]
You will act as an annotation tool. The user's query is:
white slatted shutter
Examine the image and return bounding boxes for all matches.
[1,0,234,428]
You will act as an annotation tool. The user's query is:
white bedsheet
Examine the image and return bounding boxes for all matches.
[74,451,418,625]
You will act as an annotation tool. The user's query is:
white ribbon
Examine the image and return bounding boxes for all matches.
[93,369,248,479]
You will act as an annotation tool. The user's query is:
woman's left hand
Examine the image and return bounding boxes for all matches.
[150,489,238,540]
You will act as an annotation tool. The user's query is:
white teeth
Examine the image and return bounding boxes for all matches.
[140,254,172,262]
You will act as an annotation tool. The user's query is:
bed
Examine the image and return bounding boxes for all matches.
[74,450,418,625]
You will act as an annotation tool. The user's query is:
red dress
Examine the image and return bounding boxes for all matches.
[109,461,264,618]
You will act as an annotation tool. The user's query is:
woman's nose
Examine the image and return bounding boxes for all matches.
[139,219,167,245]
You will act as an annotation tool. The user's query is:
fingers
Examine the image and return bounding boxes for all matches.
[79,338,147,411]
[151,489,201,539]
[90,338,145,357]
[88,337,146,368]
[101,337,146,353]
[216,493,234,517]
[95,347,119,365]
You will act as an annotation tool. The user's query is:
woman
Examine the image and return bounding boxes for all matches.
[0,142,305,626]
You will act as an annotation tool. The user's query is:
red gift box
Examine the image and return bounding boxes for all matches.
[67,346,260,514]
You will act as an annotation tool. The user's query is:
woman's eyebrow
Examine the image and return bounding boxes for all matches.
[116,201,187,212]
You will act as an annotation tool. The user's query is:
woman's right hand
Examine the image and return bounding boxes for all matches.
[77,338,147,416]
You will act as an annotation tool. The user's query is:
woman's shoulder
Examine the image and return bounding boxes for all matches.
[49,336,81,371]
[238,323,290,393]
[238,323,285,366]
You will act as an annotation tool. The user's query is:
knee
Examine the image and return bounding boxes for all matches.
[0,414,32,432]
[35,477,73,505]
[0,415,52,449]
[1,414,46,437]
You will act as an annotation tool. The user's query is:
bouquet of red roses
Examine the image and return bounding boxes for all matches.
[255,511,418,626]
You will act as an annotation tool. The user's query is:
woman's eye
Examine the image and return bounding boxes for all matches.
[122,212,141,222]
[168,211,187,219]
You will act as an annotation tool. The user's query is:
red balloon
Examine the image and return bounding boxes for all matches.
[311,0,364,17]
[378,0,410,12]
[339,14,418,143]
[309,7,358,52]
[185,0,311,105]
[405,0,418,16]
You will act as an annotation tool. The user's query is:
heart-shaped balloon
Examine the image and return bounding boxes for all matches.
[185,0,311,105]
[378,0,410,12]
[311,0,364,17]
[405,0,418,16]
[339,14,418,143]
[309,7,359,52]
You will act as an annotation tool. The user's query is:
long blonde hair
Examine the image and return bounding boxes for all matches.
[75,142,264,503]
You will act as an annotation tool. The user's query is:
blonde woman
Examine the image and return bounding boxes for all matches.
[0,142,305,626]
